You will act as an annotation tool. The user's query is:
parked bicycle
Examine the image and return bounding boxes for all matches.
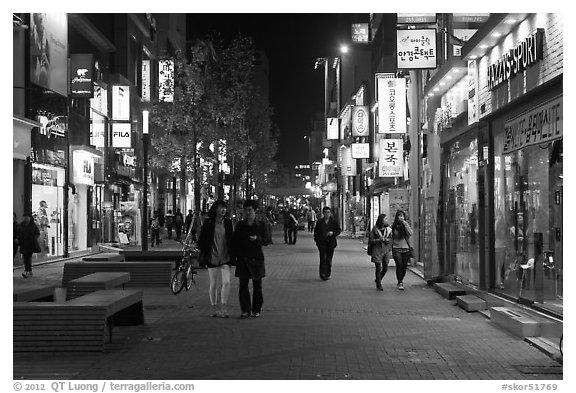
[170,225,200,295]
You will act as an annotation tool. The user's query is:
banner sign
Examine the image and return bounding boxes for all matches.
[351,23,369,43]
[351,143,370,159]
[159,59,174,102]
[70,54,94,98]
[340,105,351,140]
[467,60,479,125]
[397,13,436,24]
[30,13,68,96]
[91,85,108,115]
[112,123,132,148]
[377,77,406,134]
[397,29,437,69]
[142,60,151,102]
[90,111,106,148]
[112,86,130,121]
[327,117,339,140]
[351,106,369,137]
[503,96,562,154]
[342,147,357,176]
[378,139,403,177]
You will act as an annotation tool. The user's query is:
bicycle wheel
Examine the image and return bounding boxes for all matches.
[185,266,196,291]
[170,269,186,295]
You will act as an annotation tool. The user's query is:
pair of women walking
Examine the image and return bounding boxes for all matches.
[368,210,413,291]
[197,199,268,318]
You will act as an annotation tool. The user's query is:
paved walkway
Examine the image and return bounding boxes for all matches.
[11,229,563,381]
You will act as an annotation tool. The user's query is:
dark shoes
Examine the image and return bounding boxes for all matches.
[240,312,251,319]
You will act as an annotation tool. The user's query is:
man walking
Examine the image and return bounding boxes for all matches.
[306,207,317,232]
[174,208,184,241]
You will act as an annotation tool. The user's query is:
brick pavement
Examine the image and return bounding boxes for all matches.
[12,229,563,381]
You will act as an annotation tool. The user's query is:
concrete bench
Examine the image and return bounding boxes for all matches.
[120,249,199,263]
[66,272,131,300]
[433,282,468,300]
[456,294,488,312]
[13,289,144,352]
[82,253,125,262]
[62,261,173,287]
[13,284,56,302]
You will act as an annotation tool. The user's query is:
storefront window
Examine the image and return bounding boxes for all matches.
[494,135,562,314]
[445,137,479,286]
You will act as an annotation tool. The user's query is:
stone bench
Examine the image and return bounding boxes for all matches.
[62,261,172,288]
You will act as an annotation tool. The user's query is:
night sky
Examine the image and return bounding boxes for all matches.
[186,13,361,167]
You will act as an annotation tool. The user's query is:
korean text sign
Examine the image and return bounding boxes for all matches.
[377,76,406,134]
[378,139,403,177]
[397,29,437,69]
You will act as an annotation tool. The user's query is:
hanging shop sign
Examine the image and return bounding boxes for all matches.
[159,59,174,102]
[351,106,369,137]
[351,23,369,43]
[340,105,351,140]
[72,150,94,186]
[29,13,68,96]
[142,60,151,102]
[351,143,370,159]
[396,29,437,69]
[91,85,108,115]
[452,13,489,23]
[378,139,403,177]
[503,96,562,154]
[112,86,130,121]
[90,111,106,148]
[112,123,132,148]
[397,14,436,24]
[377,76,406,134]
[342,147,357,176]
[327,117,339,140]
[70,54,94,98]
[467,60,479,125]
[487,29,544,90]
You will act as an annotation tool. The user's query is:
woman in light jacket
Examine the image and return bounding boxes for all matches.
[368,214,392,291]
[391,209,413,290]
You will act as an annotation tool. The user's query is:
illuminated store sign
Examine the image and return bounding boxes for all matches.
[397,29,437,69]
[112,123,132,148]
[327,117,339,140]
[351,143,370,159]
[487,29,544,90]
[142,60,151,102]
[36,114,67,138]
[159,60,174,102]
[377,76,406,134]
[70,54,94,98]
[72,150,94,185]
[379,139,403,177]
[112,86,130,121]
[397,14,436,24]
[351,23,369,43]
[351,106,369,137]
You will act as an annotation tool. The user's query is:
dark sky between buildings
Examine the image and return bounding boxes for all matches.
[186,13,363,167]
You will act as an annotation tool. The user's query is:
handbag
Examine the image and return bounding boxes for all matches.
[404,236,414,258]
[32,236,41,254]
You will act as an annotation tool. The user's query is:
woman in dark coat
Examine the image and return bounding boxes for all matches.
[18,211,40,278]
[368,213,392,291]
[197,200,235,318]
[391,209,413,290]
[13,212,20,258]
[233,199,269,318]
[313,206,341,281]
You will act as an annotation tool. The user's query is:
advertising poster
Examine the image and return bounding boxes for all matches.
[397,28,437,69]
[378,139,403,177]
[159,59,175,102]
[351,106,369,137]
[467,60,479,125]
[351,23,369,43]
[377,76,406,134]
[389,188,410,218]
[30,13,68,96]
[70,54,94,98]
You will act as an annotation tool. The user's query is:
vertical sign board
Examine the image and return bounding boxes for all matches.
[72,151,94,186]
[377,77,406,134]
[327,118,339,140]
[30,13,68,96]
[112,86,130,121]
[112,123,132,148]
[69,54,94,98]
[340,105,351,140]
[378,139,403,177]
[159,60,174,102]
[468,60,479,125]
[351,23,369,43]
[91,85,108,115]
[351,106,370,137]
[351,143,370,159]
[342,147,357,176]
[90,111,106,148]
[142,60,151,102]
[397,29,437,69]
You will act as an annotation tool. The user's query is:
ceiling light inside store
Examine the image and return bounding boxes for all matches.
[491,32,502,37]
[505,18,517,24]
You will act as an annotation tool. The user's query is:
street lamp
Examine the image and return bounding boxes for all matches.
[141,110,149,251]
